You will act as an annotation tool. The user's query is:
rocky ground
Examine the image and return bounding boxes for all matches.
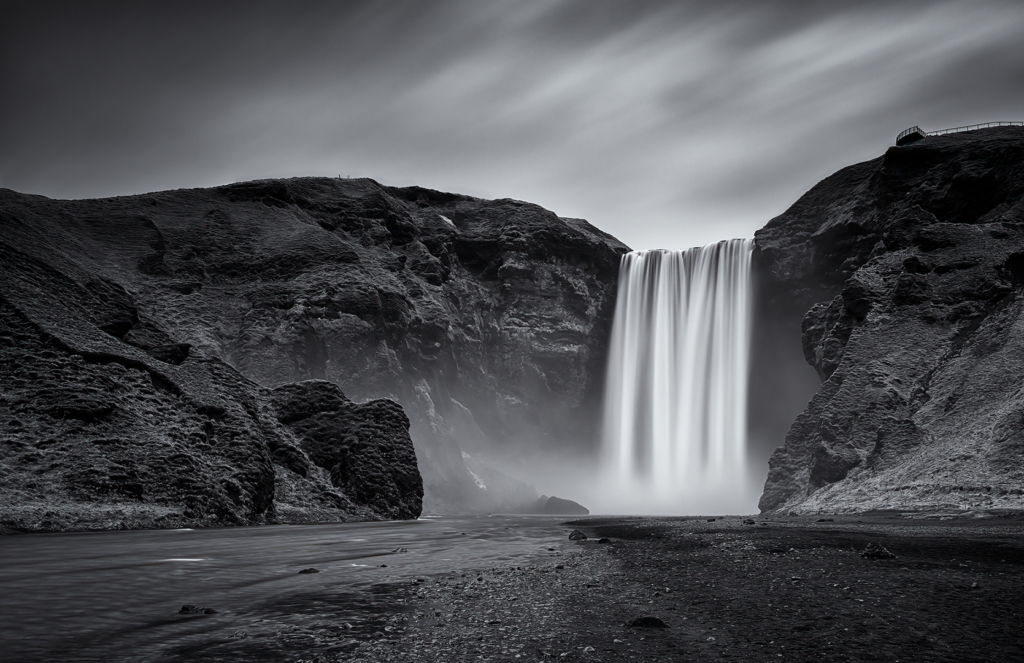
[162,513,1024,663]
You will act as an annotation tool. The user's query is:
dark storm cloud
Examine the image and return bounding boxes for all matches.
[2,1,1022,249]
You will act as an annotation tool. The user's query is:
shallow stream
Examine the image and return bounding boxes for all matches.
[0,515,571,661]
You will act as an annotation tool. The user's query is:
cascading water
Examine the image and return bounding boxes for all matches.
[599,239,754,514]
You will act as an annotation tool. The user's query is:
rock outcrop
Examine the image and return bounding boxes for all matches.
[755,126,1024,513]
[0,177,625,527]
[270,381,422,520]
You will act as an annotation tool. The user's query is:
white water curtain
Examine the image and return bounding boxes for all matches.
[602,239,753,511]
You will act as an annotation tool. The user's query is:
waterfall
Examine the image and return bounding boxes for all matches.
[600,239,754,514]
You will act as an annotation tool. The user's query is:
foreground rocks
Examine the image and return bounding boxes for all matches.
[755,126,1024,514]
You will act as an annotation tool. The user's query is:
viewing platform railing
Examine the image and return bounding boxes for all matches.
[897,121,1023,145]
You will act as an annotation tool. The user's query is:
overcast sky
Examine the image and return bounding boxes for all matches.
[2,1,1023,250]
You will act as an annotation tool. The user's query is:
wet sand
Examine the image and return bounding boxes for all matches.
[334,513,1024,663]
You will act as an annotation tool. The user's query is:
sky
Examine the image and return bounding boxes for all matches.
[2,1,1023,250]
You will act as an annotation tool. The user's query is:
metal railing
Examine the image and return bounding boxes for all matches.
[897,126,925,143]
[897,121,1023,144]
[927,121,1023,136]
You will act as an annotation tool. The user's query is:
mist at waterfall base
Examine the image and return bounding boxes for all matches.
[588,239,758,515]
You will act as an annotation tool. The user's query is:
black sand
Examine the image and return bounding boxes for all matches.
[161,513,1024,662]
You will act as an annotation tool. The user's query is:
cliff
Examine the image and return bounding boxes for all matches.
[0,242,421,531]
[755,126,1024,513]
[0,177,626,529]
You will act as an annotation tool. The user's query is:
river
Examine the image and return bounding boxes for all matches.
[0,515,573,662]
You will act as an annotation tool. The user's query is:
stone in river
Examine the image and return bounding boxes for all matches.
[861,543,897,559]
[179,604,217,614]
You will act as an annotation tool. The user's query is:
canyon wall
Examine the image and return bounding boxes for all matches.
[755,126,1024,513]
[15,124,1014,523]
[0,178,627,529]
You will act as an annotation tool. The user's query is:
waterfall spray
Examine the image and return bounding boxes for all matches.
[600,239,754,514]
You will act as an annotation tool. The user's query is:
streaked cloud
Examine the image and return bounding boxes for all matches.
[2,0,1022,249]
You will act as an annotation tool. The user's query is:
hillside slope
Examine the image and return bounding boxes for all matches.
[0,230,422,531]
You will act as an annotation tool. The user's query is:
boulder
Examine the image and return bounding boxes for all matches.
[270,381,423,520]
[543,496,590,515]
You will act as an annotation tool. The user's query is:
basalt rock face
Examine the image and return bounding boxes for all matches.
[0,234,418,532]
[0,178,626,523]
[756,126,1024,514]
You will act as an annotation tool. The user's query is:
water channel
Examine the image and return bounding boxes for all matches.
[0,515,572,661]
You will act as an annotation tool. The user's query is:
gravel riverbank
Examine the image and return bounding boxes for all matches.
[342,514,1024,663]
[157,513,1024,662]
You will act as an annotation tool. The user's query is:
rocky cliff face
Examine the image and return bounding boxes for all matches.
[0,231,422,532]
[0,177,626,525]
[755,126,1024,514]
